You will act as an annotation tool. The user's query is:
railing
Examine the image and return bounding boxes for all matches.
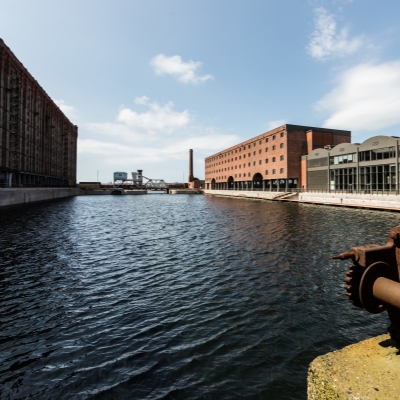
[306,188,399,195]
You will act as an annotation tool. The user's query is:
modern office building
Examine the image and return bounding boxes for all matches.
[303,135,400,192]
[204,124,350,190]
[0,38,78,187]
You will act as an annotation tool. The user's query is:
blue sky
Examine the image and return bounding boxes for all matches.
[2,0,400,182]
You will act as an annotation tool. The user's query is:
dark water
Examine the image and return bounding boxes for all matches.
[0,194,398,399]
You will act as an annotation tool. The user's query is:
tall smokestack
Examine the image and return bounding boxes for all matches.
[188,149,194,182]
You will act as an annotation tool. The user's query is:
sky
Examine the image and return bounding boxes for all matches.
[1,0,400,183]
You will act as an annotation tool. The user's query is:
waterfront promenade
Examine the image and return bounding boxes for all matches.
[204,189,400,212]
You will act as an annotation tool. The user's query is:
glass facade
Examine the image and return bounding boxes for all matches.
[330,168,357,190]
[359,165,396,191]
[327,165,397,191]
[307,140,400,192]
[308,158,328,168]
[359,146,395,161]
[330,153,356,165]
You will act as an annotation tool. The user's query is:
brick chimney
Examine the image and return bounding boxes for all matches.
[188,149,194,182]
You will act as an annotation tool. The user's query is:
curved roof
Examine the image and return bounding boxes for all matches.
[359,135,398,149]
[310,135,399,157]
[307,148,329,159]
[329,142,358,156]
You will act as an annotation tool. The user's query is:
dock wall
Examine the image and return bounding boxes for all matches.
[205,190,400,211]
[83,189,147,195]
[0,188,84,207]
[203,189,286,200]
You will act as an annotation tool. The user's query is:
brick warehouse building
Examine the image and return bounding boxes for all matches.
[205,124,350,191]
[0,39,77,187]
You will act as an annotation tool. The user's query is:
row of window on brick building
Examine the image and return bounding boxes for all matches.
[206,155,285,174]
[213,168,285,181]
[205,132,285,167]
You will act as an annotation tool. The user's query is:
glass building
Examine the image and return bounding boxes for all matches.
[303,136,400,193]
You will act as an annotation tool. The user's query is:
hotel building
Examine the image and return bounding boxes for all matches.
[205,124,350,190]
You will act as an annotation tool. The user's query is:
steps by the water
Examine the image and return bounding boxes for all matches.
[272,192,299,200]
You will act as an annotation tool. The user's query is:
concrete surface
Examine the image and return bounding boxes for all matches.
[205,190,400,212]
[204,189,286,200]
[0,188,84,207]
[170,189,201,194]
[300,192,400,211]
[308,334,400,399]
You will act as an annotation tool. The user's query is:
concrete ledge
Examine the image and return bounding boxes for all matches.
[300,193,400,211]
[84,189,147,195]
[205,190,400,211]
[204,189,286,200]
[170,189,201,194]
[308,334,400,399]
[0,188,84,207]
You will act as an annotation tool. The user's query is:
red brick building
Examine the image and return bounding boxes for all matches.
[0,38,78,187]
[205,124,350,190]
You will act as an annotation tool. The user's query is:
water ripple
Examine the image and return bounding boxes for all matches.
[0,194,397,399]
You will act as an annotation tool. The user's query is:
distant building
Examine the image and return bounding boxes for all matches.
[204,124,350,190]
[303,135,399,192]
[0,38,78,187]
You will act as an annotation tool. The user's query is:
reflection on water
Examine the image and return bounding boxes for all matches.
[0,194,397,399]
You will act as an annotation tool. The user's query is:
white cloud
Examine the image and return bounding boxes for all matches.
[266,120,287,131]
[117,99,190,133]
[308,7,364,60]
[79,96,239,180]
[86,97,191,141]
[317,61,400,131]
[79,133,237,160]
[151,54,213,84]
[53,99,77,120]
[134,96,150,105]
